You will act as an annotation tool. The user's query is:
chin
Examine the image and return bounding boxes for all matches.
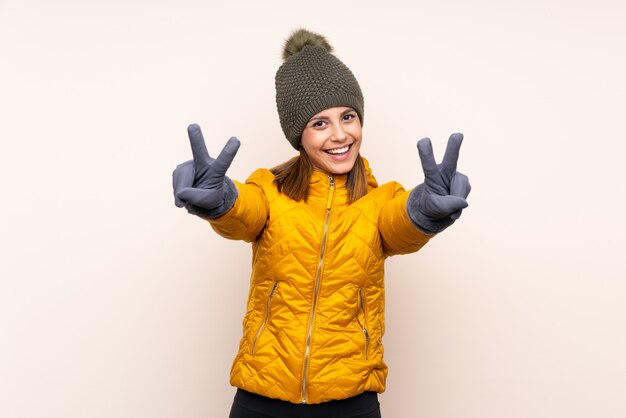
[327,161,356,175]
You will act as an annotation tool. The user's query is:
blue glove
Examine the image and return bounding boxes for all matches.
[407,133,471,234]
[172,124,240,218]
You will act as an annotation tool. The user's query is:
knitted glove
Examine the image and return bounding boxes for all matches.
[407,133,471,234]
[172,124,240,218]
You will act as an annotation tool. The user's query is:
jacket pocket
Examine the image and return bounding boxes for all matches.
[250,281,279,355]
[357,287,370,360]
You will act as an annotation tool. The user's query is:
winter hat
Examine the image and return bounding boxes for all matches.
[275,28,364,150]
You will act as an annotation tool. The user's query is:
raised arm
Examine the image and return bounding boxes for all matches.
[172,124,269,242]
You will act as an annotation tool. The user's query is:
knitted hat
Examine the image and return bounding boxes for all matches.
[275,29,364,150]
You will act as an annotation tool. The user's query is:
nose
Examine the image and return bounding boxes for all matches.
[330,123,348,142]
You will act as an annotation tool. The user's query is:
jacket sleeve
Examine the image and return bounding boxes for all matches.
[378,182,433,257]
[205,169,270,242]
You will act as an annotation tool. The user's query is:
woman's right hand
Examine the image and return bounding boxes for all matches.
[173,124,240,212]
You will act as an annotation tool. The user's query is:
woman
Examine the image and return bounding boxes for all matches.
[173,28,470,418]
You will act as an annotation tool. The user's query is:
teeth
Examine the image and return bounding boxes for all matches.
[326,145,350,154]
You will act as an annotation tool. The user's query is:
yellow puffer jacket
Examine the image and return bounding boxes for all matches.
[207,158,431,404]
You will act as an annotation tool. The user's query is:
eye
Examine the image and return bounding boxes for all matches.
[311,120,326,128]
[343,113,357,121]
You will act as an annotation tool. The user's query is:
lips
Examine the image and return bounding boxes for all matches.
[324,144,352,155]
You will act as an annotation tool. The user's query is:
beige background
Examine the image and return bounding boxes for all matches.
[2,0,625,417]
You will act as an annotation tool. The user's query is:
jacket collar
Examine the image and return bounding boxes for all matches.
[308,156,377,188]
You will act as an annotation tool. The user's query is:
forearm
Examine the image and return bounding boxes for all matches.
[378,185,433,257]
[205,179,268,242]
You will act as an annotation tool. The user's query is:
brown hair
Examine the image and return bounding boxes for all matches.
[271,149,369,203]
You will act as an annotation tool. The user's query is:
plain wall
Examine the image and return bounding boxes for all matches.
[2,0,625,417]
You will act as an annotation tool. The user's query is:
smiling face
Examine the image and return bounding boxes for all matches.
[300,106,362,175]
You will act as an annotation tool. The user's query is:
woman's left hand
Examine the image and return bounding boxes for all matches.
[406,133,471,234]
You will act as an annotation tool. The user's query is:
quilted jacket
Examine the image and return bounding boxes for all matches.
[207,158,431,404]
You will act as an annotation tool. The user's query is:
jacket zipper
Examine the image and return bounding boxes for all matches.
[250,281,278,355]
[358,288,370,360]
[301,175,335,404]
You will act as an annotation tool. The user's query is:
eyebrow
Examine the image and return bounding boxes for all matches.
[310,109,356,122]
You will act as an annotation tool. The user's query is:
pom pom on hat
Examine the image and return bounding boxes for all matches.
[282,28,333,61]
